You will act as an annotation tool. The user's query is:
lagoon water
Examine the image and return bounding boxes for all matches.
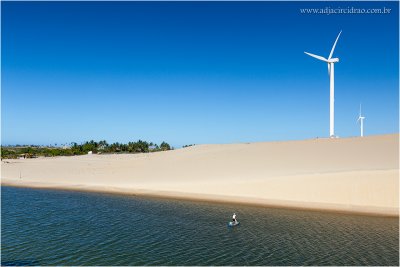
[2,186,398,266]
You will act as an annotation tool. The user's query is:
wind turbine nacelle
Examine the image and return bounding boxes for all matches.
[329,58,339,63]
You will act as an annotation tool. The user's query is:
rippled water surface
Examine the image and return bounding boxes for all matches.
[2,186,399,265]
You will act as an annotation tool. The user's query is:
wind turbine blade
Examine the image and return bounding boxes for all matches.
[328,30,342,60]
[304,52,328,62]
[328,63,330,75]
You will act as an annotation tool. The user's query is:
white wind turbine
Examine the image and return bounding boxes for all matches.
[357,104,365,137]
[305,31,342,138]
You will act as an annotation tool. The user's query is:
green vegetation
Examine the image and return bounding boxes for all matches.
[1,140,173,159]
[182,144,195,148]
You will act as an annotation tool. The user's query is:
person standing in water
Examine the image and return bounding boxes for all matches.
[232,213,237,223]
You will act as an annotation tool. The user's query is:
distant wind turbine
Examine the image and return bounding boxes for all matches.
[305,31,342,138]
[357,104,365,137]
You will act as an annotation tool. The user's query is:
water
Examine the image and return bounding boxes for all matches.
[1,186,398,266]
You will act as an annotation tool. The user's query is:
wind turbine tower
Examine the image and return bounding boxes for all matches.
[305,31,342,138]
[357,104,365,137]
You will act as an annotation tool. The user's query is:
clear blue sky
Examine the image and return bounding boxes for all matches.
[2,1,399,147]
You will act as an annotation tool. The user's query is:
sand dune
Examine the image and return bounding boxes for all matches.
[2,134,399,216]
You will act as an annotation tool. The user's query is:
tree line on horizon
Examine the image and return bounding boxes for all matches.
[1,140,172,159]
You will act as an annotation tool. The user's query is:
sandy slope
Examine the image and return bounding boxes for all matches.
[2,134,399,216]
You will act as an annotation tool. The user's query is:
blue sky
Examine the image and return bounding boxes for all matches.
[2,1,399,147]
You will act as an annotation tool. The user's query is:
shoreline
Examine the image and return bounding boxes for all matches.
[2,179,398,217]
[2,134,398,218]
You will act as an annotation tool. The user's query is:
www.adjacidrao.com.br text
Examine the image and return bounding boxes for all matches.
[300,6,392,15]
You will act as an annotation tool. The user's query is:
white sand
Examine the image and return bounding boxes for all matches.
[2,134,399,216]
